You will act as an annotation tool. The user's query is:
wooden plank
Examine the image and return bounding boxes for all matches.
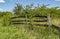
[11,22,30,24]
[11,15,29,19]
[11,20,29,22]
[11,15,48,19]
[12,23,25,24]
[34,15,47,18]
[51,25,60,30]
[34,24,48,26]
[34,20,47,22]
[11,16,25,19]
[11,15,47,19]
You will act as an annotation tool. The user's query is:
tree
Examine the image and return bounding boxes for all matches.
[13,4,23,15]
[47,7,60,18]
[33,4,48,16]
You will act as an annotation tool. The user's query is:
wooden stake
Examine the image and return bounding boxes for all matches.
[25,14,28,25]
[47,14,51,27]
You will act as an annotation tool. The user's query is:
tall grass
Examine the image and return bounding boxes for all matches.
[0,24,59,39]
[51,18,60,27]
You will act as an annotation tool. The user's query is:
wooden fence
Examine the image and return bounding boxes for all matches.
[10,14,51,26]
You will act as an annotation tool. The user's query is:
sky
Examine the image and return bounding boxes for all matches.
[0,0,60,12]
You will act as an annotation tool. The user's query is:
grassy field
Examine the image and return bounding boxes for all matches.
[0,24,59,39]
[0,16,60,39]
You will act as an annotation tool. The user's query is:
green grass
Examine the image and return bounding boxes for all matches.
[0,24,59,39]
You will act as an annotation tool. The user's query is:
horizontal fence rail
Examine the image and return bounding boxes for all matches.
[11,20,29,22]
[11,22,30,24]
[34,20,47,22]
[11,15,48,19]
[34,24,48,26]
[34,15,47,18]
[11,15,30,19]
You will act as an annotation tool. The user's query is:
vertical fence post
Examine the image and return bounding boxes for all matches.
[47,14,51,27]
[25,14,28,25]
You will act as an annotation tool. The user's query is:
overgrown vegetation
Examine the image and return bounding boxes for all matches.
[0,4,60,39]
